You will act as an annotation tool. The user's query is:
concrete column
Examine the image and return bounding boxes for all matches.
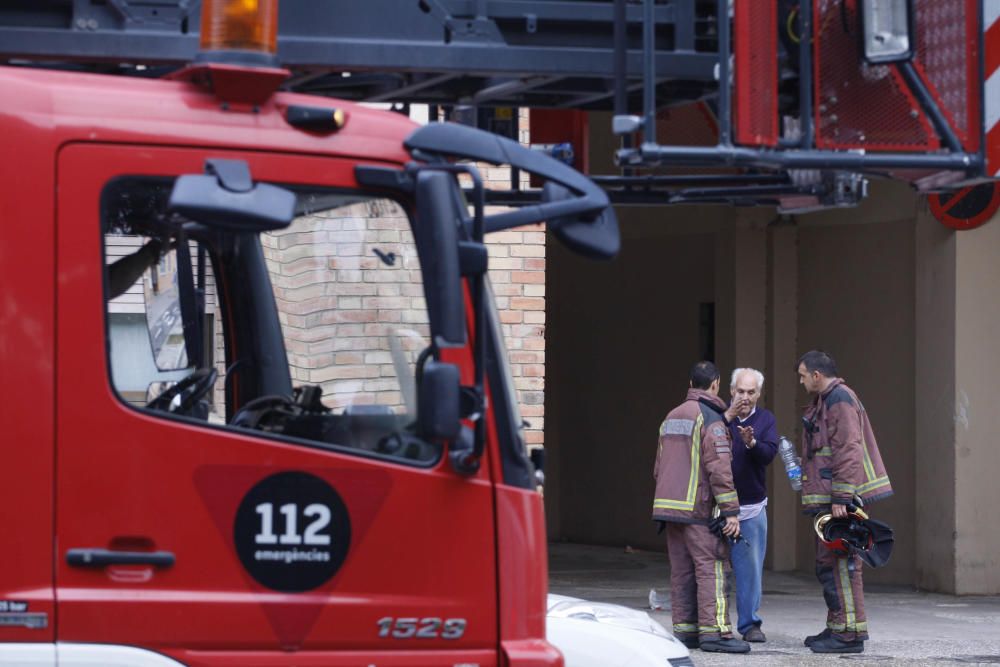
[766,222,799,571]
[720,219,787,567]
[915,206,1000,594]
[953,213,1000,594]
[914,207,956,592]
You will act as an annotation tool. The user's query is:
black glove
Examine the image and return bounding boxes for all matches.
[709,514,748,546]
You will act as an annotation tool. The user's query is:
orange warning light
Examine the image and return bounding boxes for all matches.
[200,0,278,55]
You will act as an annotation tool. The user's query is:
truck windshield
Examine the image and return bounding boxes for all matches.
[103,176,441,465]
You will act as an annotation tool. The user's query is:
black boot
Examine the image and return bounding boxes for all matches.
[700,637,751,653]
[809,635,864,654]
[675,635,699,650]
[803,627,832,647]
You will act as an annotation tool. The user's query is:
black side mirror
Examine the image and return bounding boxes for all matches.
[418,360,461,441]
[403,122,621,261]
[169,158,296,232]
[542,182,620,260]
[413,171,466,348]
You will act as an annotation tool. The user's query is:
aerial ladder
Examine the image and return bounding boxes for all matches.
[1,0,995,217]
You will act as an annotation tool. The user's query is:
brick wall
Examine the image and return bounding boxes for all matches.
[262,198,427,414]
[482,109,545,448]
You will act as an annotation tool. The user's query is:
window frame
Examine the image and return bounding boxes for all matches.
[100,174,451,469]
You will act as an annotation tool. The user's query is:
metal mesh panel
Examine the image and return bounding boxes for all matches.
[651,102,730,175]
[735,0,778,145]
[814,0,936,151]
[914,0,978,151]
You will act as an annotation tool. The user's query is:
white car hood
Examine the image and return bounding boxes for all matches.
[546,593,691,667]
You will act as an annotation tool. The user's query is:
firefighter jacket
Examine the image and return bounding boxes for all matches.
[652,389,740,525]
[800,379,893,512]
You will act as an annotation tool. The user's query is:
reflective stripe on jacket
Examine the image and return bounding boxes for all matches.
[652,388,740,524]
[800,379,893,512]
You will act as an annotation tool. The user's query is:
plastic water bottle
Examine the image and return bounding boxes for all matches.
[648,588,668,611]
[778,436,802,491]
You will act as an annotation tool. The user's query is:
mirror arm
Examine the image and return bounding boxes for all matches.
[448,426,480,476]
[458,241,488,277]
[409,162,488,460]
[481,192,607,234]
[204,158,254,193]
[405,122,599,197]
[357,164,608,249]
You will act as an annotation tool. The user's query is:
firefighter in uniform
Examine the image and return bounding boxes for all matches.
[797,350,893,654]
[652,361,751,654]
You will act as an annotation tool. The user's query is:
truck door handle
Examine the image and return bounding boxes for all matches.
[66,548,175,568]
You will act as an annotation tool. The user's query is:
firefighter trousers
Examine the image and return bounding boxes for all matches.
[665,521,733,642]
[815,537,869,641]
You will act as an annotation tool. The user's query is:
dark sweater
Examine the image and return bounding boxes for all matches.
[728,407,778,506]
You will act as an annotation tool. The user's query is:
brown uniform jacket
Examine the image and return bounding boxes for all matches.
[800,379,893,512]
[652,389,740,524]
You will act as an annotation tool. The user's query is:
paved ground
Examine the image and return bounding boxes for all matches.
[548,542,1000,666]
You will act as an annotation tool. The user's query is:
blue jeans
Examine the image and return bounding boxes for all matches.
[730,509,767,635]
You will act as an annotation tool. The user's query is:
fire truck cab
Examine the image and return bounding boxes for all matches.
[0,6,623,663]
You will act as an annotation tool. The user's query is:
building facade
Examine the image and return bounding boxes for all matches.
[540,116,1000,594]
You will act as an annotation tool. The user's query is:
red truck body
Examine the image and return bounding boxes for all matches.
[0,64,561,666]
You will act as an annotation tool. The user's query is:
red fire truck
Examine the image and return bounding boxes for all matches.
[0,2,625,665]
[1,0,997,665]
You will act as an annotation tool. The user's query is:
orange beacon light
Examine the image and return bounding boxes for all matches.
[200,0,278,58]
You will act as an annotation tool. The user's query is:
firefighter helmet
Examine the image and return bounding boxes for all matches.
[813,507,894,569]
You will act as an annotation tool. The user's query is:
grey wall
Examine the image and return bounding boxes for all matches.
[796,213,917,585]
[545,227,715,550]
[544,180,924,587]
